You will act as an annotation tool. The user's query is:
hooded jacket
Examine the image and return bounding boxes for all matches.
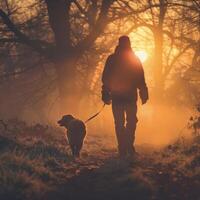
[102,46,148,102]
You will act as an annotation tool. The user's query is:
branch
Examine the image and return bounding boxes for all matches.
[119,1,162,14]
[0,68,32,79]
[0,9,51,58]
[73,0,97,26]
[164,44,193,76]
[0,37,20,43]
[76,0,114,53]
[167,2,200,12]
[158,0,167,28]
[73,1,87,16]
[0,60,41,80]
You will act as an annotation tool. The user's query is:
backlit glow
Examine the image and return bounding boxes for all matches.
[135,50,148,63]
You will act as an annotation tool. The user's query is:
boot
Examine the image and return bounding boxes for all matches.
[118,144,126,158]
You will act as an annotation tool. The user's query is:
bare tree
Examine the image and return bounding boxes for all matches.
[0,0,199,117]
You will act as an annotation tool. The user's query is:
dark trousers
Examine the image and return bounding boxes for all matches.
[112,100,138,156]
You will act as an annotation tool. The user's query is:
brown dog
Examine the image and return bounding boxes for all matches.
[58,115,86,157]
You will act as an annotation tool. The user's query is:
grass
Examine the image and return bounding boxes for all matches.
[0,118,199,200]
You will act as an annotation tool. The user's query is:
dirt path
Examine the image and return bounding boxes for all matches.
[44,149,156,200]
[45,147,199,200]
[1,127,199,200]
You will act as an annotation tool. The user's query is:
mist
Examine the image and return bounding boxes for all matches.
[0,1,200,200]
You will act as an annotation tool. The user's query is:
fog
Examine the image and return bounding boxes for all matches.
[0,0,199,147]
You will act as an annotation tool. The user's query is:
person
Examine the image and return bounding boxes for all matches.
[101,36,149,158]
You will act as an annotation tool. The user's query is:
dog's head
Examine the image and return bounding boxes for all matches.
[57,115,74,128]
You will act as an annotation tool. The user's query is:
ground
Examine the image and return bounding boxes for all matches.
[0,119,199,200]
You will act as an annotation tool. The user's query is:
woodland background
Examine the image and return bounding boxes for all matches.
[0,1,200,200]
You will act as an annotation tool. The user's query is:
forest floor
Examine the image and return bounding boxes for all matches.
[0,119,200,200]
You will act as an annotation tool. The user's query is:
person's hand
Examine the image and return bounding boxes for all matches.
[139,87,149,105]
[102,89,111,105]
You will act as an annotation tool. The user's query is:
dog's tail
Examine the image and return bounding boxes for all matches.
[85,103,106,123]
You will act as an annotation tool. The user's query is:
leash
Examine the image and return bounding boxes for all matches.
[85,103,106,123]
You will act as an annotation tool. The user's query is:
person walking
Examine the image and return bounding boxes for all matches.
[102,36,149,158]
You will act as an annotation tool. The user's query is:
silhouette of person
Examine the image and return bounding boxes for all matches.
[102,36,149,158]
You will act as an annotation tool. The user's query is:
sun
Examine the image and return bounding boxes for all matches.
[135,50,148,63]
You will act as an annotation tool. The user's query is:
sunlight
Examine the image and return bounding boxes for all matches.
[135,50,148,63]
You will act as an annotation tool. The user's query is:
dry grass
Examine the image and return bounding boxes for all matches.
[0,118,199,200]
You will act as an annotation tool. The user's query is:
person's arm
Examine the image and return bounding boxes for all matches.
[136,58,149,104]
[101,55,112,104]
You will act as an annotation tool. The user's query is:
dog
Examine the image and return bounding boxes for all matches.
[58,115,86,157]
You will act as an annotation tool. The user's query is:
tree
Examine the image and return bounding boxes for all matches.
[0,0,116,114]
[121,0,199,101]
[0,0,199,119]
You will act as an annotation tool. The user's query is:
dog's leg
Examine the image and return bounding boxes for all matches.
[74,146,80,157]
[70,145,76,157]
[74,141,83,157]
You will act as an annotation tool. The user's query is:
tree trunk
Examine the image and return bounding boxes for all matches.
[44,0,113,116]
[153,28,165,98]
[153,0,167,100]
